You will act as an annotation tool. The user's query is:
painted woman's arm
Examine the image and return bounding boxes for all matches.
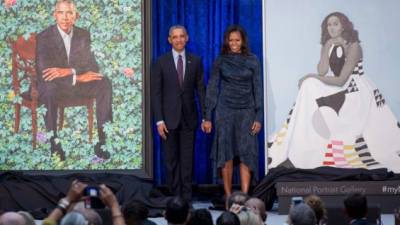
[315,42,362,86]
[317,39,333,76]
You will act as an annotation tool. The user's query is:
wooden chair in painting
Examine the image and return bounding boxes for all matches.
[10,33,94,149]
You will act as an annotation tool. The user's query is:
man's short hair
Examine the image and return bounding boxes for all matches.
[169,25,188,37]
[216,211,240,225]
[60,211,88,225]
[75,208,103,225]
[226,191,250,210]
[344,193,368,219]
[17,211,36,225]
[289,203,317,225]
[187,209,213,225]
[165,196,189,224]
[123,201,149,224]
[0,212,26,225]
[55,0,76,10]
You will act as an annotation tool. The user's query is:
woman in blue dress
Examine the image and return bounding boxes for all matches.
[204,25,262,197]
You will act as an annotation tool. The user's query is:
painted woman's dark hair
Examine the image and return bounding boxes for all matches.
[321,12,360,45]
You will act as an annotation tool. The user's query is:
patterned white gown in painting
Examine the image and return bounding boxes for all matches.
[268,45,400,173]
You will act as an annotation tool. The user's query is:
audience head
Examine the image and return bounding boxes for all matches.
[226,191,250,210]
[60,211,88,225]
[74,208,103,225]
[165,196,190,225]
[0,212,25,225]
[187,209,213,225]
[245,197,267,222]
[123,201,150,225]
[217,211,240,225]
[17,211,35,225]
[304,195,327,224]
[343,193,368,219]
[237,210,263,225]
[288,203,317,225]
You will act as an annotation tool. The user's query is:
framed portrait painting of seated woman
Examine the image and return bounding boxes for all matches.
[263,0,400,173]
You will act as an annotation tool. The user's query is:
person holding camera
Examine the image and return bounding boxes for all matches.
[42,180,125,225]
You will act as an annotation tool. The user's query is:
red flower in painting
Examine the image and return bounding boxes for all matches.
[4,0,16,9]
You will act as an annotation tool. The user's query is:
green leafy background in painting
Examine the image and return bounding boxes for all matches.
[0,0,143,170]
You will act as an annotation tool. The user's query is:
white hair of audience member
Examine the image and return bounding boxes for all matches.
[60,211,89,225]
[288,203,317,225]
[75,208,103,225]
[237,210,264,225]
[245,197,267,222]
[0,212,26,225]
[17,211,36,225]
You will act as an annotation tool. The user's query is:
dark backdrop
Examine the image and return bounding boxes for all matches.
[151,0,264,184]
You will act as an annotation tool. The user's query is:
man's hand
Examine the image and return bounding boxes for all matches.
[65,180,87,203]
[229,203,245,214]
[201,121,212,133]
[157,122,168,140]
[250,121,262,136]
[43,68,72,81]
[76,71,103,83]
[99,184,125,225]
[99,184,119,209]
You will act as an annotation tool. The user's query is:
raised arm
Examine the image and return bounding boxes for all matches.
[316,42,362,86]
[317,39,334,76]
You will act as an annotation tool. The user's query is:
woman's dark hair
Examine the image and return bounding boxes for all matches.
[320,12,360,45]
[221,25,251,55]
[217,211,240,225]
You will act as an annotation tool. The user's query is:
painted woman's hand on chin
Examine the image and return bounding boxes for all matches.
[331,37,347,46]
[298,73,318,89]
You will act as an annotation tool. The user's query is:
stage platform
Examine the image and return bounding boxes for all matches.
[276,180,400,214]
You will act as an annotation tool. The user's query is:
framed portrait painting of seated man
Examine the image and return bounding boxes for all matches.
[0,0,152,176]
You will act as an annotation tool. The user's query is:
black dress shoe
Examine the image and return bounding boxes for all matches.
[94,142,110,159]
[50,139,65,161]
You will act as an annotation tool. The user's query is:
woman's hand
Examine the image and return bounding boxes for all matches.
[298,74,317,89]
[65,180,87,203]
[329,37,347,46]
[201,120,212,133]
[251,121,261,136]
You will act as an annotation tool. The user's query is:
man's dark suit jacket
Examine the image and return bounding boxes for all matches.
[36,25,99,89]
[151,51,205,129]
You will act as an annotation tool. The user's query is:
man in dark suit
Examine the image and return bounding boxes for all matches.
[36,0,112,160]
[151,25,208,202]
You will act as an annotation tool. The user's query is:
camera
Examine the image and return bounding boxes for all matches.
[291,196,304,206]
[83,186,105,209]
[84,186,100,197]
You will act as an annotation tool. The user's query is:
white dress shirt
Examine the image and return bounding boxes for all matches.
[56,25,77,85]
